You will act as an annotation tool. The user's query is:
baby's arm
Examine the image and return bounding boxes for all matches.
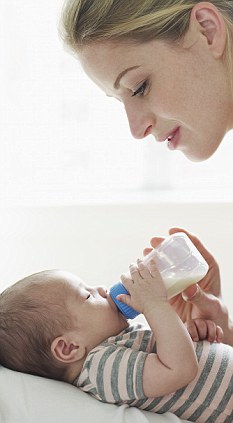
[186,318,223,343]
[119,260,198,398]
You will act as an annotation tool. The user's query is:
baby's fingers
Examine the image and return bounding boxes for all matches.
[186,320,200,342]
[116,293,131,306]
[136,259,153,278]
[216,325,223,343]
[120,273,133,288]
[186,319,223,343]
[146,259,161,278]
[127,262,152,282]
[203,319,223,343]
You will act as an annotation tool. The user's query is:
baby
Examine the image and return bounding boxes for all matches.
[0,262,232,423]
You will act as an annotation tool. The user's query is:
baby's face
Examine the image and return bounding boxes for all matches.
[55,271,129,352]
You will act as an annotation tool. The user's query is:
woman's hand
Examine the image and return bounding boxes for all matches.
[144,227,233,346]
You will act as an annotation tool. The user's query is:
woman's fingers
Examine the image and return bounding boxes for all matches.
[168,227,214,265]
[145,236,165,253]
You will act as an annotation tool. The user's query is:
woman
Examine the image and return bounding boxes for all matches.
[60,0,233,345]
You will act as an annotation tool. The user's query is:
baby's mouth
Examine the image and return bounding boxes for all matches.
[108,294,127,320]
[107,293,119,312]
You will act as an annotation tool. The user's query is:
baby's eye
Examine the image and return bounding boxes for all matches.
[132,80,148,97]
[86,290,93,300]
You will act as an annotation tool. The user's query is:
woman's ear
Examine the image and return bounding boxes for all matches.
[189,2,227,58]
[51,334,86,363]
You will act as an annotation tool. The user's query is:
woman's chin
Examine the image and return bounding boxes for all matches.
[181,144,220,163]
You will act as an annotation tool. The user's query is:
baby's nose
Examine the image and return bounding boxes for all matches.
[96,286,108,298]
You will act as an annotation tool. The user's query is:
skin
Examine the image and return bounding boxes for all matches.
[145,227,233,346]
[50,268,198,395]
[77,4,233,344]
[49,271,129,382]
[79,3,233,162]
[50,270,129,352]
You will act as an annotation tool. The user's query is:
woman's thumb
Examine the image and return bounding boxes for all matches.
[182,284,220,321]
[182,284,201,302]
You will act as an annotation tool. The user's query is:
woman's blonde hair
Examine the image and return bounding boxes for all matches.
[60,0,233,79]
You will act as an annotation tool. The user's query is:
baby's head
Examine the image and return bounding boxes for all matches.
[0,270,74,381]
[0,270,128,382]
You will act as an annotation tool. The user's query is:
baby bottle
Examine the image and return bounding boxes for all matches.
[110,232,209,319]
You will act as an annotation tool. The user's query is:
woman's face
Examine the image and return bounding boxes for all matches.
[80,32,233,162]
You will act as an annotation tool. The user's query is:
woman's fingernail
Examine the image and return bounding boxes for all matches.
[182,284,199,301]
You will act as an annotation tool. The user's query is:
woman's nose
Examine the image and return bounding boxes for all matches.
[124,103,154,139]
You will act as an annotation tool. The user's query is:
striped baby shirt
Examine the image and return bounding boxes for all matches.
[74,322,233,423]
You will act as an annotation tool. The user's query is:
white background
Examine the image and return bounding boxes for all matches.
[0,1,232,316]
[0,0,232,206]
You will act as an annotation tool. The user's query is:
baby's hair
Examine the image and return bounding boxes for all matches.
[60,0,233,85]
[0,270,73,381]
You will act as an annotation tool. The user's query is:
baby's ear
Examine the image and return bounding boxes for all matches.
[51,334,86,363]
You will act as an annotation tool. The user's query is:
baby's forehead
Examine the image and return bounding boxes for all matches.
[47,270,86,293]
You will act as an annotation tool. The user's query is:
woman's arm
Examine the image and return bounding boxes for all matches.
[146,227,233,346]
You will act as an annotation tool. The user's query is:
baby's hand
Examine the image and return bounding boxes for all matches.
[186,318,223,343]
[118,259,167,315]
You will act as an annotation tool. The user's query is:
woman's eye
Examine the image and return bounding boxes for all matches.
[132,80,148,97]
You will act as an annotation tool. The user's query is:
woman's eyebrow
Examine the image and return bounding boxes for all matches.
[114,66,140,89]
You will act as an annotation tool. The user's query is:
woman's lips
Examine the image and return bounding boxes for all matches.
[158,126,180,144]
[167,127,180,150]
